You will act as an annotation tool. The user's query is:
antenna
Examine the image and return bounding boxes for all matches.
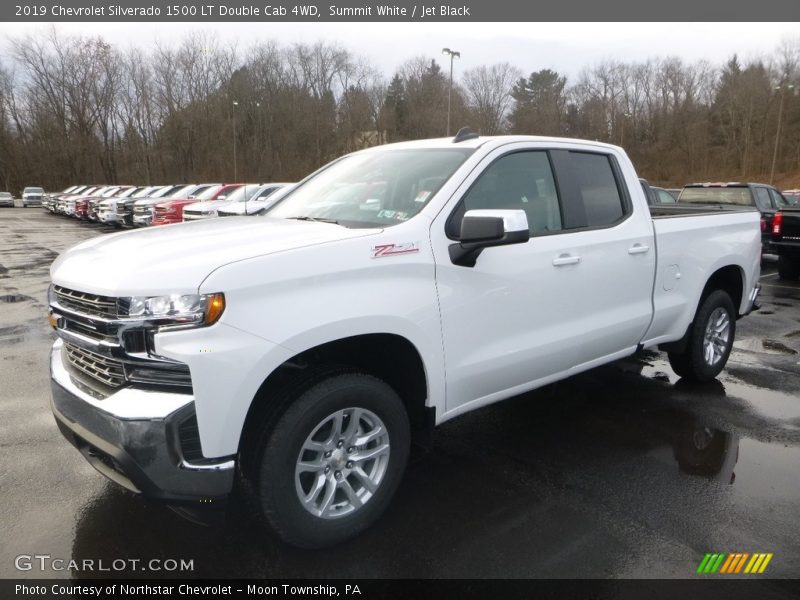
[452,127,479,143]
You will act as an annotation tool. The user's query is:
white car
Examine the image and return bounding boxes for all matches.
[48,133,761,549]
[0,192,14,207]
[179,184,247,221]
[215,183,293,217]
[21,186,44,207]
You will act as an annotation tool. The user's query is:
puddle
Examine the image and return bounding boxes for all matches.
[640,357,800,422]
[734,337,797,355]
[730,438,800,503]
[719,377,800,421]
[762,340,798,355]
[0,325,44,345]
[0,293,33,303]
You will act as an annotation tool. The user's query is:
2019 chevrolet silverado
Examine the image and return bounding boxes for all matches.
[48,133,761,549]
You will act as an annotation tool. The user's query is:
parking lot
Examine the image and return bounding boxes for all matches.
[1,207,799,579]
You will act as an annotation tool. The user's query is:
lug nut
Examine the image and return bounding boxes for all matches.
[324,466,330,474]
[346,461,353,469]
[334,471,342,480]
[324,450,332,458]
[347,446,355,453]
[337,440,344,448]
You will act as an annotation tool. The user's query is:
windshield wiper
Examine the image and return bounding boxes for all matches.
[288,216,340,225]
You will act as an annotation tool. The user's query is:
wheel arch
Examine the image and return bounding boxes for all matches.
[238,333,432,476]
[659,263,745,354]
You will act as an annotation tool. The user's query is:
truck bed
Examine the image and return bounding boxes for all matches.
[649,204,759,219]
[641,205,761,349]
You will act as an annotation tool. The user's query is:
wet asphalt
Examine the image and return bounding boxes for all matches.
[0,207,799,579]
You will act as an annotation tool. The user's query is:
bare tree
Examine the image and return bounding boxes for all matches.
[461,63,521,135]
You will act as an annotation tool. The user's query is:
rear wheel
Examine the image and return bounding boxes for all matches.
[777,255,799,280]
[668,290,736,382]
[252,371,410,548]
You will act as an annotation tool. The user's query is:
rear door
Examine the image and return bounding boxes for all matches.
[431,143,655,414]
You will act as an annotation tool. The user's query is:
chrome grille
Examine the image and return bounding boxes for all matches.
[54,286,117,318]
[65,343,126,388]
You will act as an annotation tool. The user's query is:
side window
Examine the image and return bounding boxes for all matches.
[769,188,789,208]
[657,190,676,204]
[754,187,771,211]
[570,152,626,227]
[460,151,562,236]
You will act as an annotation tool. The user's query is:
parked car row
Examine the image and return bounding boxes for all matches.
[42,182,292,228]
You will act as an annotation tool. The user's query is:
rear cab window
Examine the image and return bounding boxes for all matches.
[569,152,627,227]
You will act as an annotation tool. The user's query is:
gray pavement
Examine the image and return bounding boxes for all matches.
[1,208,798,579]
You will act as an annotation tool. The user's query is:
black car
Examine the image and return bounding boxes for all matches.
[678,182,792,253]
[771,207,800,280]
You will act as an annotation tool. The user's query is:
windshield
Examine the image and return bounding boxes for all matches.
[268,149,473,227]
[115,187,139,198]
[774,192,792,208]
[252,185,287,201]
[168,185,198,199]
[24,187,44,193]
[101,187,122,197]
[679,187,752,205]
[195,185,224,200]
[133,186,158,198]
[225,184,264,204]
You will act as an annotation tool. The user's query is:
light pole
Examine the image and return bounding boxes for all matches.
[620,112,632,147]
[442,47,460,136]
[770,80,795,185]
[232,100,239,181]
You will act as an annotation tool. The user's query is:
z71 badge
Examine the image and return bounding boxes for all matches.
[371,242,420,258]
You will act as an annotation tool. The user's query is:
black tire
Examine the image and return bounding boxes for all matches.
[667,290,736,383]
[253,371,410,549]
[777,255,799,280]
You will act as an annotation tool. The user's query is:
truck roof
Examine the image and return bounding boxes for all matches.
[358,134,622,154]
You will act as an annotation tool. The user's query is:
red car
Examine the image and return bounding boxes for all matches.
[152,184,243,225]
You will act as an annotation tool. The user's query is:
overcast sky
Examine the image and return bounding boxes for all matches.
[2,22,798,79]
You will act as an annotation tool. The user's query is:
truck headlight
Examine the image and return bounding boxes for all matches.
[119,292,225,328]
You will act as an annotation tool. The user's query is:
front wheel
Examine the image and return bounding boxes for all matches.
[668,290,736,382]
[253,372,410,548]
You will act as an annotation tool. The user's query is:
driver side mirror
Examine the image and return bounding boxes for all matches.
[449,209,530,267]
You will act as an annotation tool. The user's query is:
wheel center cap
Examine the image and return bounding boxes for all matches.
[330,449,347,469]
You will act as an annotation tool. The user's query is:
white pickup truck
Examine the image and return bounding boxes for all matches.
[48,133,761,548]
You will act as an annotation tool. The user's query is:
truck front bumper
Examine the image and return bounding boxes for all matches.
[50,340,234,504]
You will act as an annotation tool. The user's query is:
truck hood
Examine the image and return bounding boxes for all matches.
[184,198,235,213]
[51,217,380,296]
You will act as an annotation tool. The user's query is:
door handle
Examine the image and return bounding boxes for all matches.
[628,244,650,255]
[552,254,581,266]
